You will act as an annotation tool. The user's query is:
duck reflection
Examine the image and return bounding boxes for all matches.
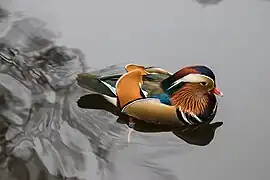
[77,93,223,146]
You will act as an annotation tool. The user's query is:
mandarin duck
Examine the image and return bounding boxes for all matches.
[76,64,223,126]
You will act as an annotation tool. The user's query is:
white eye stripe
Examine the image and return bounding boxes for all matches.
[167,78,185,90]
[167,74,214,90]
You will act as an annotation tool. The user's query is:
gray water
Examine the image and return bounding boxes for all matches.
[0,1,270,180]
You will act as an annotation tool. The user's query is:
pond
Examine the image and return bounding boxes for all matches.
[0,1,269,180]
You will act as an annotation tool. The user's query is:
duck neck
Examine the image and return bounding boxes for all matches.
[169,85,213,116]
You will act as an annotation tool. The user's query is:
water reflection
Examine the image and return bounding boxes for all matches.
[0,11,104,179]
[0,7,223,180]
[194,0,224,6]
[0,6,9,21]
[77,92,223,146]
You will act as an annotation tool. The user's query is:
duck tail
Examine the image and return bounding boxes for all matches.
[76,73,117,97]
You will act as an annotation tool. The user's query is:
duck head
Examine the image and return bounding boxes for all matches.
[160,65,223,119]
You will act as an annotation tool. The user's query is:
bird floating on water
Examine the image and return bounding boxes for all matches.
[76,64,223,143]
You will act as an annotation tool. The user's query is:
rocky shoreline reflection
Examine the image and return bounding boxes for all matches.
[0,5,223,180]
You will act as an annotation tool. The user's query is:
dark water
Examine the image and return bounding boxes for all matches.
[1,1,270,180]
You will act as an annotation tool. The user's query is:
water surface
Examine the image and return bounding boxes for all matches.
[0,1,270,180]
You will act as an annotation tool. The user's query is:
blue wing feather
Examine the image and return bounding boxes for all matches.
[150,93,172,105]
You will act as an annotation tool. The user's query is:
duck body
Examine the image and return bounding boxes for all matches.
[77,64,223,125]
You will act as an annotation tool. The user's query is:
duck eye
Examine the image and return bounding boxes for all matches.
[200,82,207,86]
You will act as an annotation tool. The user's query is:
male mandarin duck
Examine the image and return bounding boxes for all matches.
[76,64,223,125]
